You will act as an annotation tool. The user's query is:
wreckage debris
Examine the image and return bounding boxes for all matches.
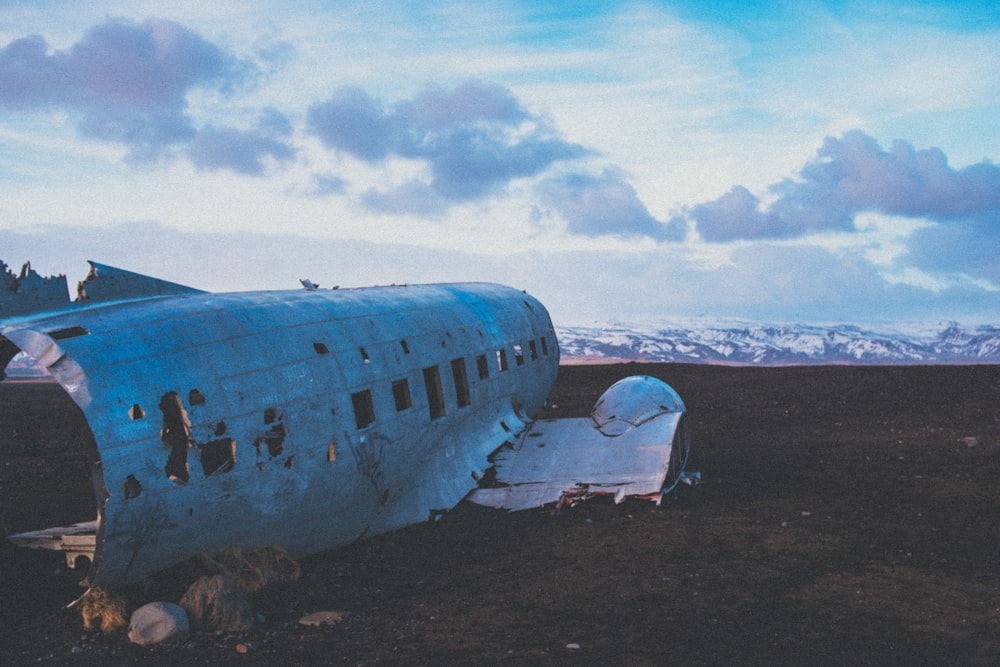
[468,376,692,511]
[0,261,70,319]
[2,258,691,592]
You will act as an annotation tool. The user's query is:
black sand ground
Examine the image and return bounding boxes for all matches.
[1,363,998,665]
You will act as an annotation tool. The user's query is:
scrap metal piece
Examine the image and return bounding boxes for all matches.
[468,376,691,511]
[7,520,98,569]
[0,261,70,319]
[75,261,205,303]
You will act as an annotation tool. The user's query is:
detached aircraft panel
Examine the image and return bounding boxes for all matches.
[469,376,691,511]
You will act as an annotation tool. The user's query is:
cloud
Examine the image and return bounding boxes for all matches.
[0,18,293,173]
[535,169,686,241]
[360,180,451,217]
[795,131,1000,220]
[903,212,1000,284]
[307,80,589,212]
[187,126,294,175]
[687,186,780,242]
[687,130,1000,242]
[306,87,393,162]
[303,174,348,197]
[186,108,294,174]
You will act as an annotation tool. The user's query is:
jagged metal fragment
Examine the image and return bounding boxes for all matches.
[469,376,690,510]
[0,261,70,319]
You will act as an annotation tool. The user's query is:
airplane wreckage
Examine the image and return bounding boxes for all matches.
[1,259,692,589]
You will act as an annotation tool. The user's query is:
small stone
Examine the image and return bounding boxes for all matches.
[299,611,348,627]
[566,643,581,649]
[962,436,978,447]
[800,511,812,517]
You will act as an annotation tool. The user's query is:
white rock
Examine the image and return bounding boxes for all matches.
[128,602,190,645]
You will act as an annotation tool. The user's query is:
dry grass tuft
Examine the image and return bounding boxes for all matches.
[78,587,127,633]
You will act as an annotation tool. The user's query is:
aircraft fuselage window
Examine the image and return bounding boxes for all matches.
[514,343,524,366]
[351,389,376,429]
[496,349,508,372]
[529,339,538,360]
[392,378,412,411]
[476,354,489,380]
[540,336,549,356]
[451,357,471,408]
[423,366,446,419]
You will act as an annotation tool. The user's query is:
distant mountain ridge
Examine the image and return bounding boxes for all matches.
[4,323,998,376]
[557,321,1000,365]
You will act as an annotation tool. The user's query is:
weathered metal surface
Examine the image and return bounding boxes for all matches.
[75,261,206,303]
[6,520,98,568]
[2,261,692,590]
[591,375,686,435]
[3,273,558,587]
[468,376,690,511]
[1,259,203,323]
[0,261,70,319]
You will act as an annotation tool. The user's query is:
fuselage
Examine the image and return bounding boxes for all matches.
[1,282,559,587]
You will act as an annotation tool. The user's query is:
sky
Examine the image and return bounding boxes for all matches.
[1,1,998,327]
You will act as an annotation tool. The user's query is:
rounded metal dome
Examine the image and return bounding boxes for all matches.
[590,375,685,436]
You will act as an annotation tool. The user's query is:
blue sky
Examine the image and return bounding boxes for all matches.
[1,1,998,326]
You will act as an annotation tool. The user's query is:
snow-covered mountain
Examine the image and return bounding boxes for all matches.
[557,321,1000,365]
[3,323,997,377]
